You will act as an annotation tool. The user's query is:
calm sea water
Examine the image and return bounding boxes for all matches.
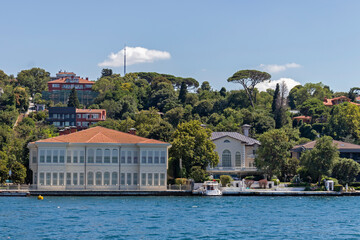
[1,196,360,239]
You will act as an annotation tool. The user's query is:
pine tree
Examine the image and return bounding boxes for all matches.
[68,88,80,108]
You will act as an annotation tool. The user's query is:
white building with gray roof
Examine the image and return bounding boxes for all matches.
[208,125,260,179]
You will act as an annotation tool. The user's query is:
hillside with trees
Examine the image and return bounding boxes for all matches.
[1,67,360,184]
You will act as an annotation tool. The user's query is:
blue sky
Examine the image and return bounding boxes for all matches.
[1,1,360,92]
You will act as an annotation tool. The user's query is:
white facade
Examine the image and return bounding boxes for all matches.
[208,135,259,178]
[28,142,169,191]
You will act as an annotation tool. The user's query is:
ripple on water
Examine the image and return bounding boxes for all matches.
[1,196,360,239]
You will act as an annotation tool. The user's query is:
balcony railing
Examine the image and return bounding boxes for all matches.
[207,166,257,172]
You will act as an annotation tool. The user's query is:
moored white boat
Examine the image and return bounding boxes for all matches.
[202,181,222,196]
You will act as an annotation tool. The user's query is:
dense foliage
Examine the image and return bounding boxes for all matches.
[1,66,360,184]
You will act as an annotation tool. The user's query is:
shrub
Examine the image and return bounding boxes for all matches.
[189,166,207,183]
[271,178,280,186]
[350,182,360,187]
[334,184,343,192]
[175,178,187,185]
[245,176,255,180]
[220,175,233,187]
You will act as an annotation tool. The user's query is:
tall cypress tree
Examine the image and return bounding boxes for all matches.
[178,81,187,104]
[272,83,280,114]
[68,88,80,108]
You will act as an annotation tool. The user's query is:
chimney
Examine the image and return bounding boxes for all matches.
[324,97,327,102]
[242,124,251,137]
[128,128,136,135]
[59,129,65,136]
[86,77,88,80]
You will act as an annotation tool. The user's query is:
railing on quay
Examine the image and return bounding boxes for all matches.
[0,184,30,191]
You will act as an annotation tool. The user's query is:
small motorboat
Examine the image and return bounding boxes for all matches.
[202,181,222,196]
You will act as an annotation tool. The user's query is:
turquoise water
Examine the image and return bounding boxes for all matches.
[1,196,360,239]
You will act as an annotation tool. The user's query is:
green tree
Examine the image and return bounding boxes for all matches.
[9,161,27,184]
[67,88,80,108]
[17,68,50,95]
[178,81,187,104]
[200,81,211,91]
[300,136,339,184]
[0,151,9,184]
[299,98,329,122]
[169,120,219,178]
[14,86,29,112]
[101,68,113,77]
[255,129,292,179]
[219,87,227,97]
[227,70,271,108]
[272,83,280,114]
[327,102,360,141]
[0,70,9,86]
[331,158,360,185]
[165,107,185,127]
[189,166,208,182]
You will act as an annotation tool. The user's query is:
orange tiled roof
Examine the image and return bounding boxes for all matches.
[48,77,94,84]
[76,109,105,114]
[323,96,350,106]
[292,116,312,120]
[34,126,167,144]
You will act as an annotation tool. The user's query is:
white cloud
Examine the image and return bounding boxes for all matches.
[98,46,171,67]
[259,63,301,73]
[256,78,301,93]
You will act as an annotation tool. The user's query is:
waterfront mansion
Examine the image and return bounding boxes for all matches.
[207,125,260,179]
[28,126,170,191]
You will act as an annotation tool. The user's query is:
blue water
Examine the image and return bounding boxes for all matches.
[1,196,360,239]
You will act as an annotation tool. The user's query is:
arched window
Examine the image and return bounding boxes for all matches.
[88,149,94,163]
[96,172,102,185]
[104,172,110,185]
[224,140,230,143]
[222,150,231,167]
[235,152,241,167]
[87,172,94,185]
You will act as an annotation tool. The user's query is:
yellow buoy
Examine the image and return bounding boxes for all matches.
[37,195,44,200]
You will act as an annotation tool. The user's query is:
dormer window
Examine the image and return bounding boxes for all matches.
[224,140,230,143]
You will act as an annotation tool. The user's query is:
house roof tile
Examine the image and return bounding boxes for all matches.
[48,77,95,84]
[34,126,168,144]
[211,132,260,145]
[292,140,360,151]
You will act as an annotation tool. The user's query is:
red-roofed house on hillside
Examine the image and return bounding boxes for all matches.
[323,96,360,106]
[292,116,312,124]
[48,71,94,92]
[28,126,170,191]
[42,71,99,106]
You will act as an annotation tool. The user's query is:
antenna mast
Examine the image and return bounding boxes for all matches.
[124,44,126,76]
